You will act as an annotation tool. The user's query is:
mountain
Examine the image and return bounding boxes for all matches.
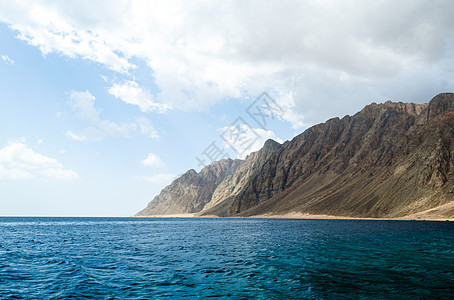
[137,93,454,218]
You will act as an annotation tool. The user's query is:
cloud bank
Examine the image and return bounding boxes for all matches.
[1,0,454,126]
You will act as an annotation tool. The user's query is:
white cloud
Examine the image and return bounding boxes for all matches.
[0,141,78,180]
[1,54,14,65]
[219,124,284,159]
[0,1,132,73]
[273,92,306,129]
[65,121,133,142]
[2,1,454,126]
[141,153,165,168]
[134,174,176,185]
[109,81,170,113]
[136,116,159,139]
[66,90,136,141]
[65,130,86,142]
[68,91,100,122]
[108,80,170,113]
[98,120,133,138]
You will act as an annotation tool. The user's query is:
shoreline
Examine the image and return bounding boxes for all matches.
[134,212,453,221]
[249,212,454,221]
[134,201,454,221]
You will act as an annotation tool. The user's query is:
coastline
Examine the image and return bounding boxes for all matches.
[134,200,454,221]
[134,212,453,221]
[249,212,454,221]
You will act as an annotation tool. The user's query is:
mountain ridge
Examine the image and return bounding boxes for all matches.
[137,93,454,219]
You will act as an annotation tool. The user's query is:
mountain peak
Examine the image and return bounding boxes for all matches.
[262,138,281,151]
[427,92,454,118]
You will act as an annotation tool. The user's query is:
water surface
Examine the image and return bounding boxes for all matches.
[0,217,453,298]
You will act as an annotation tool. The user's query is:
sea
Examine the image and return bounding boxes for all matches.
[0,217,453,299]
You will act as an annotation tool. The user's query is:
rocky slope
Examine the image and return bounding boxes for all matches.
[201,139,282,216]
[137,93,454,218]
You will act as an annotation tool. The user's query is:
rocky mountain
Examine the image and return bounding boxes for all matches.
[137,93,454,218]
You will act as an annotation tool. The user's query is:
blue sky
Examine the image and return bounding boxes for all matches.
[1,1,453,216]
[0,18,293,216]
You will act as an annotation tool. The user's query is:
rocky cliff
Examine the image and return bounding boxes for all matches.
[137,93,454,218]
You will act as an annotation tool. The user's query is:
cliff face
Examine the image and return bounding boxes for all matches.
[201,139,282,216]
[137,93,454,218]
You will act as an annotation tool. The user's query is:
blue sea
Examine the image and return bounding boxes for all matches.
[0,217,453,299]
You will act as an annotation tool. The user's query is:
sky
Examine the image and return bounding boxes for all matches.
[1,0,454,216]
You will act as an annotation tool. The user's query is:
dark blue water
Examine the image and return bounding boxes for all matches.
[0,218,453,299]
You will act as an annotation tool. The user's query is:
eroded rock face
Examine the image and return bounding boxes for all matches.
[138,93,454,218]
